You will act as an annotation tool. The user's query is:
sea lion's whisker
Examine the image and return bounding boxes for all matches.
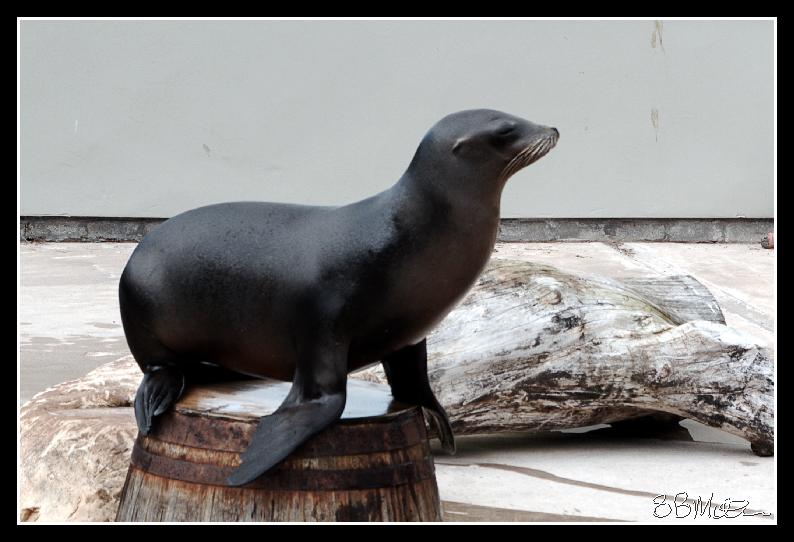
[499,135,556,182]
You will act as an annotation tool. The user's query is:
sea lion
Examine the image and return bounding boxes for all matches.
[119,109,559,486]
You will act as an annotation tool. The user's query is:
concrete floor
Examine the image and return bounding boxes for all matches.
[18,241,775,522]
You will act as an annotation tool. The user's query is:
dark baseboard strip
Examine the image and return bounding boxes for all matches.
[20,216,166,242]
[20,216,773,243]
[498,218,772,243]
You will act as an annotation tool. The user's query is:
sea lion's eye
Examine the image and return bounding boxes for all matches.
[491,122,518,145]
[493,122,516,137]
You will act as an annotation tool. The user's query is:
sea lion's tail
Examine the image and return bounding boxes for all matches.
[134,366,185,435]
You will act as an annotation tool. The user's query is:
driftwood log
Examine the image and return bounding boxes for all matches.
[354,259,773,455]
[20,359,140,522]
[116,380,442,522]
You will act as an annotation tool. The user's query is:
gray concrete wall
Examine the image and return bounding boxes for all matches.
[20,20,774,219]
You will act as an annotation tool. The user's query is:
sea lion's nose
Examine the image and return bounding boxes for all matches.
[550,127,559,136]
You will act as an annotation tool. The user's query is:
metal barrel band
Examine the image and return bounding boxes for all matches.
[130,439,436,491]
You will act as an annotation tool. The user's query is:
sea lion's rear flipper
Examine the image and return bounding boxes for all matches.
[134,366,185,435]
[382,339,456,454]
[227,344,348,487]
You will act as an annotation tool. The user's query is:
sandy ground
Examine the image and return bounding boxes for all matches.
[19,241,775,522]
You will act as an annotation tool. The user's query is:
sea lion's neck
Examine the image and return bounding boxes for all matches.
[386,160,503,268]
[395,154,504,228]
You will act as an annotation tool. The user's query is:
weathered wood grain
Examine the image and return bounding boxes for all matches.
[353,260,773,455]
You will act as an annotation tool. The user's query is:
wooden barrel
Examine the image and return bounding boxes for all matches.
[115,379,442,522]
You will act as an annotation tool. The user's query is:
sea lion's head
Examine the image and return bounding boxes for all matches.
[409,109,559,196]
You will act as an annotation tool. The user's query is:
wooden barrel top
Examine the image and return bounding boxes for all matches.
[133,378,431,487]
[175,378,404,422]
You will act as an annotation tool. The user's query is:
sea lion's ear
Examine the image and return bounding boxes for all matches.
[452,137,468,155]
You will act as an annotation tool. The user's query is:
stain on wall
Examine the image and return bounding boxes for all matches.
[651,20,665,51]
[650,108,660,142]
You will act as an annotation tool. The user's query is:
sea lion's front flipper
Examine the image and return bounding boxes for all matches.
[227,344,347,487]
[382,339,456,454]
